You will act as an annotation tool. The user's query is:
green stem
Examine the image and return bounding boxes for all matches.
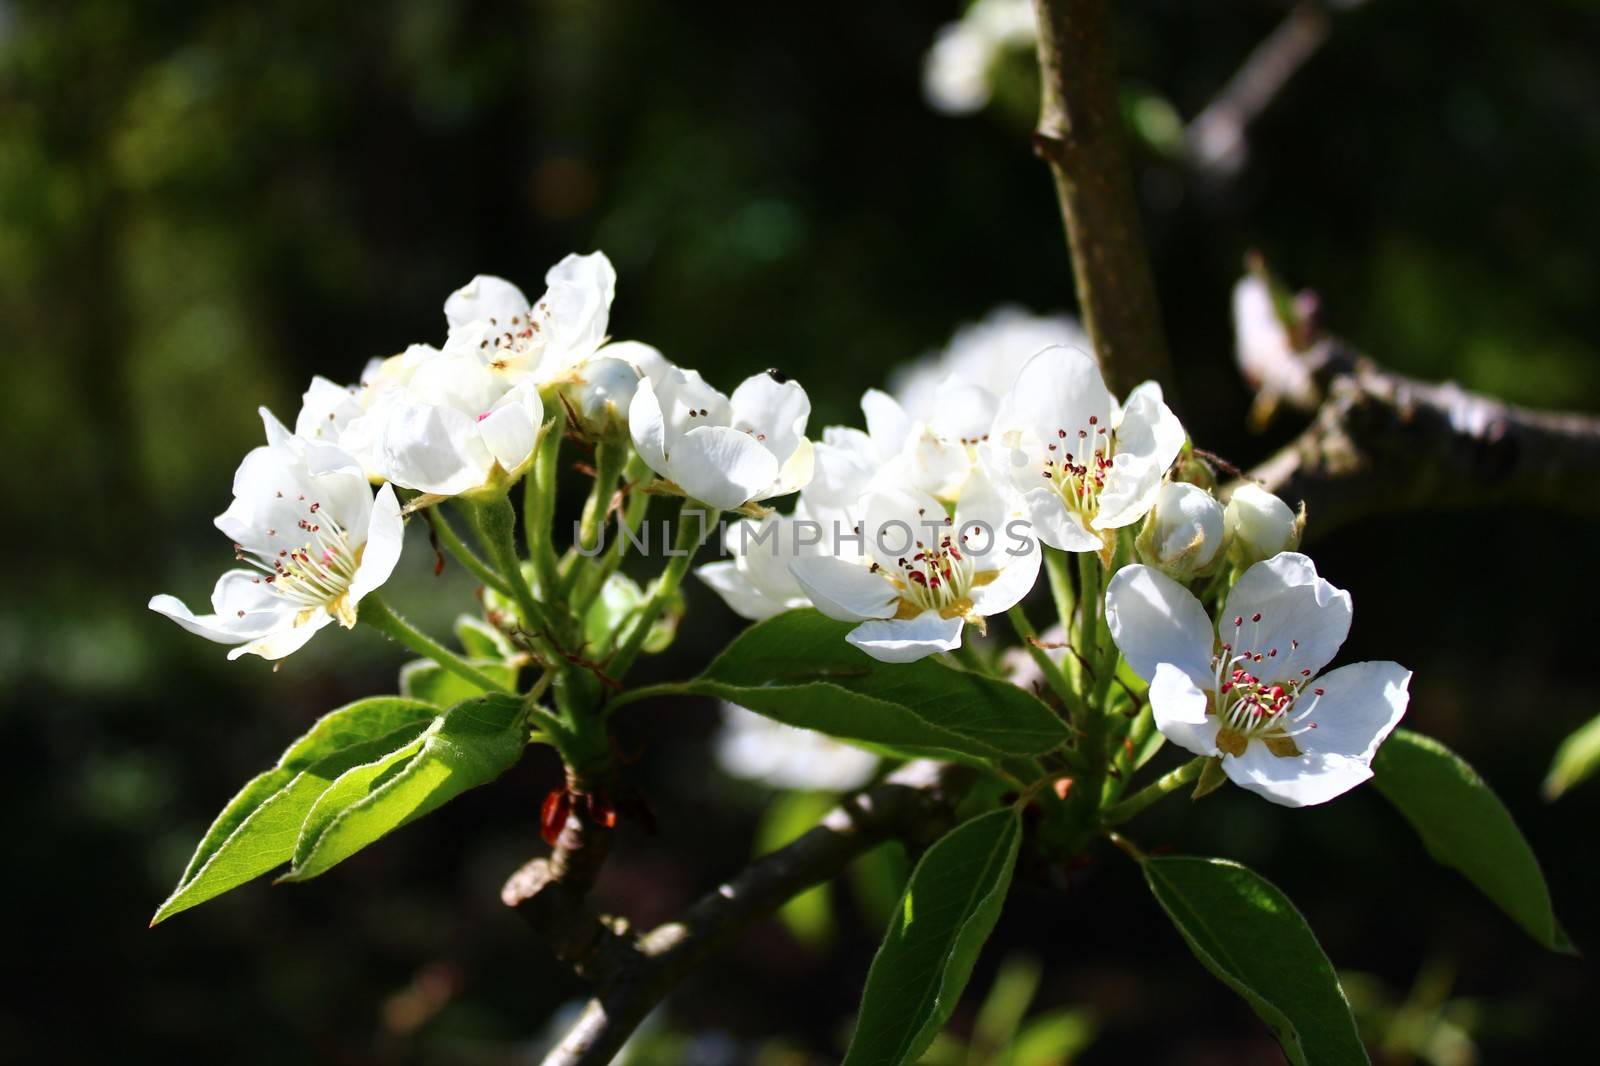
[432,505,512,597]
[1044,548,1078,689]
[577,441,627,558]
[571,453,654,617]
[361,593,514,694]
[603,679,694,718]
[1007,604,1083,722]
[472,493,556,637]
[525,407,566,601]
[1099,757,1206,826]
[607,500,718,681]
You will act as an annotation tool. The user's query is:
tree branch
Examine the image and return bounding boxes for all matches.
[1235,333,1600,535]
[1182,1,1335,179]
[1030,0,1176,398]
[529,760,973,1066]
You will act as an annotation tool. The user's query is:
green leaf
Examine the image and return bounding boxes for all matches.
[399,657,517,707]
[690,610,1069,761]
[152,697,438,924]
[1010,1008,1098,1066]
[1544,712,1600,801]
[455,614,513,659]
[1373,729,1570,952]
[843,807,1022,1066]
[1143,856,1367,1066]
[285,692,529,880]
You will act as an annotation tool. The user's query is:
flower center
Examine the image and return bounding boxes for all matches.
[235,495,362,626]
[876,515,981,620]
[473,307,546,374]
[1039,415,1114,514]
[1207,611,1323,758]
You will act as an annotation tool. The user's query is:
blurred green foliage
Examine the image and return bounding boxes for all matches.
[2,0,1597,1061]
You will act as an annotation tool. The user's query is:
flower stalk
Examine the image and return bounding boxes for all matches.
[1099,756,1207,826]
[360,593,515,695]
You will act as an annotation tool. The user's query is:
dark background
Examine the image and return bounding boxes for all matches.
[3,0,1597,1061]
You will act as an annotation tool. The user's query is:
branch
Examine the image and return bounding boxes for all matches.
[1236,335,1600,534]
[1182,1,1335,180]
[530,760,973,1066]
[1030,0,1176,398]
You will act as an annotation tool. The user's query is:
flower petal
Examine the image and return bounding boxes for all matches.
[1150,662,1222,757]
[1104,564,1214,687]
[789,556,897,622]
[444,274,531,332]
[846,612,965,663]
[1002,347,1113,448]
[697,560,789,621]
[1022,488,1102,552]
[349,483,404,607]
[731,372,811,468]
[226,611,334,662]
[1222,552,1351,684]
[148,569,288,643]
[670,425,781,510]
[629,375,668,474]
[477,386,543,474]
[862,388,913,456]
[1295,660,1411,762]
[1223,745,1374,808]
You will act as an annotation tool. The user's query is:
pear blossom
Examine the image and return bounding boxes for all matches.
[149,412,404,660]
[442,252,616,382]
[1233,273,1316,410]
[1225,483,1302,567]
[1135,481,1226,580]
[1105,553,1410,807]
[790,466,1039,663]
[806,386,986,511]
[995,347,1185,553]
[343,349,546,498]
[714,703,879,792]
[696,509,827,621]
[629,367,813,512]
[890,306,1088,419]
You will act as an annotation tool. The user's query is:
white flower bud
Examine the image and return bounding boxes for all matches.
[1224,483,1302,566]
[1136,481,1225,579]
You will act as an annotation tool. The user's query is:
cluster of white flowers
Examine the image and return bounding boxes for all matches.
[151,247,1409,809]
[151,251,813,659]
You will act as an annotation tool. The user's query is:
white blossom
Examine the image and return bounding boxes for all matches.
[789,465,1039,663]
[630,367,813,511]
[1233,274,1317,409]
[994,347,1186,553]
[1136,481,1226,580]
[715,703,879,792]
[1225,483,1302,566]
[889,306,1088,422]
[696,509,825,621]
[1105,553,1411,807]
[149,411,404,660]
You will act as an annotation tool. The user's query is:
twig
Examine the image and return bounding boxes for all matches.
[1182,2,1335,179]
[1235,336,1600,535]
[531,760,974,1066]
[1030,0,1176,398]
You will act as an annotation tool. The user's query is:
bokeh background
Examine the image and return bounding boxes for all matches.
[4,0,1598,1061]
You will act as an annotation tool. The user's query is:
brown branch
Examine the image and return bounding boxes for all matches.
[1182,2,1334,179]
[528,760,974,1066]
[1235,336,1600,535]
[1030,0,1176,398]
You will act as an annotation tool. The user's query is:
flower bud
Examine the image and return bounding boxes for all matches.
[1135,481,1225,580]
[1224,483,1302,566]
[559,354,643,441]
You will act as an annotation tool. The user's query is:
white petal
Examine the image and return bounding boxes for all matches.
[379,401,491,496]
[259,406,294,447]
[1003,347,1114,448]
[861,484,950,573]
[1104,564,1214,687]
[731,372,811,467]
[789,556,897,622]
[846,613,965,663]
[1023,488,1102,552]
[1150,662,1222,757]
[477,386,543,473]
[629,375,669,474]
[540,251,616,361]
[1224,745,1374,808]
[967,537,1039,616]
[759,435,814,500]
[349,483,404,607]
[444,275,530,332]
[1294,661,1411,762]
[862,388,913,457]
[697,561,789,621]
[226,611,334,661]
[926,374,998,445]
[148,570,289,643]
[599,340,670,385]
[670,425,781,510]
[1221,552,1351,684]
